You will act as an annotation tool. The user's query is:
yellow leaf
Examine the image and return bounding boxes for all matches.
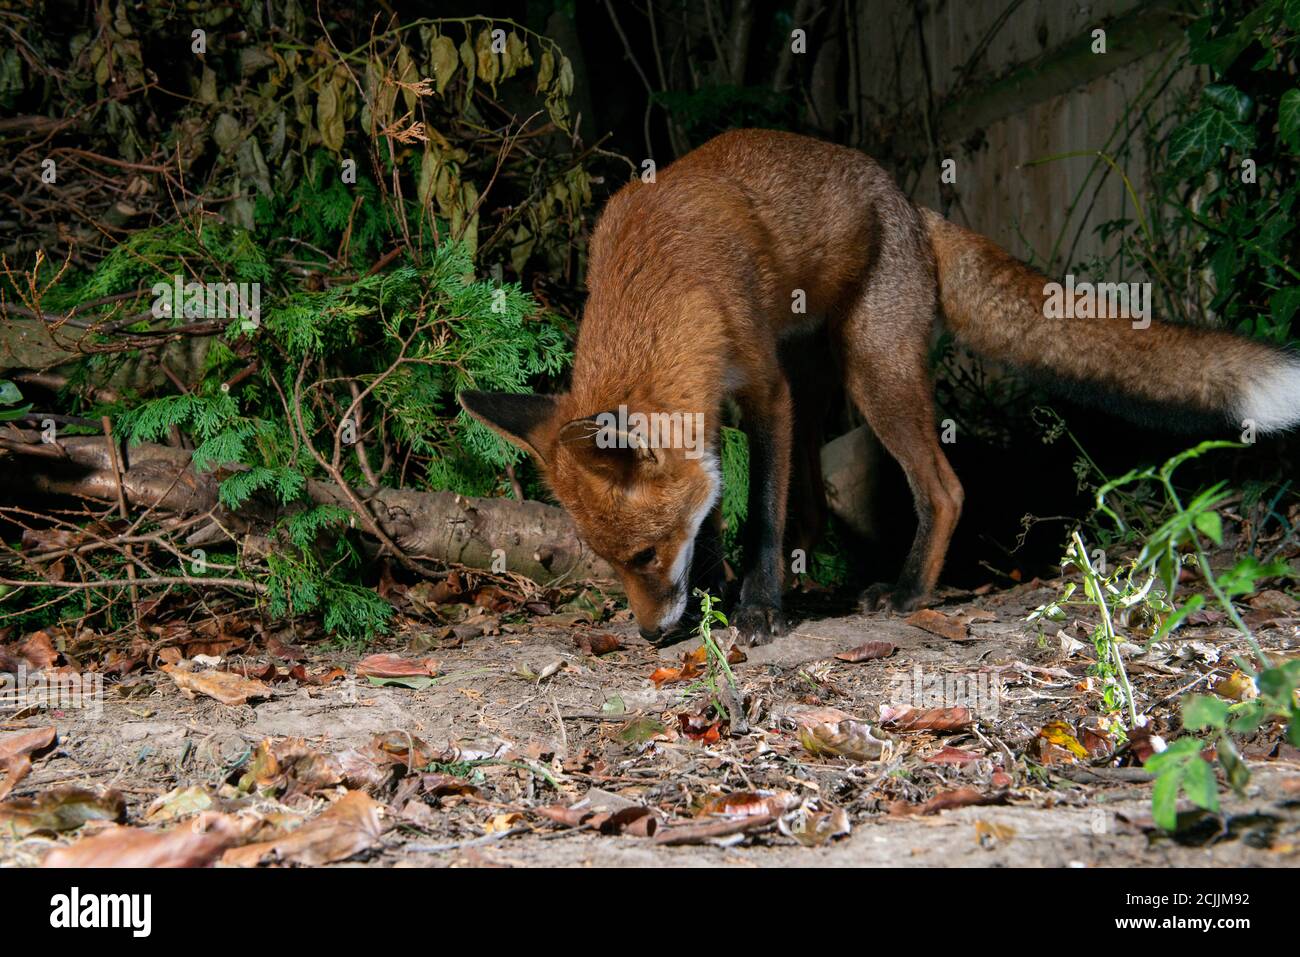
[1039,721,1089,760]
[485,812,522,834]
[1214,670,1258,701]
[475,28,498,88]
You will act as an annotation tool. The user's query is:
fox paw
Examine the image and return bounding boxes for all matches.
[858,583,923,614]
[731,604,786,646]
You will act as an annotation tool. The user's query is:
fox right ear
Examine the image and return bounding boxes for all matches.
[458,391,559,464]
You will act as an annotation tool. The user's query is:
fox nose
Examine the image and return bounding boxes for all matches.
[639,626,663,641]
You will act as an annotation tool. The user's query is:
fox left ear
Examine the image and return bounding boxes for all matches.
[458,391,560,464]
[557,413,665,486]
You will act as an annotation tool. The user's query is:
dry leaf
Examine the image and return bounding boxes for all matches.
[43,812,250,867]
[162,666,272,706]
[1037,721,1089,761]
[880,705,972,732]
[799,719,889,761]
[903,608,972,641]
[0,787,124,836]
[575,631,623,656]
[355,654,439,678]
[0,727,56,799]
[835,640,896,662]
[221,791,385,867]
[1213,670,1258,701]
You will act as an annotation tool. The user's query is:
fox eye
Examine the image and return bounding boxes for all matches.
[630,546,657,568]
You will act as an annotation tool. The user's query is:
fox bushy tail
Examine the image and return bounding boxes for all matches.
[921,208,1300,434]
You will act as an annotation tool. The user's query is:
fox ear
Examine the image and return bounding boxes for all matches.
[459,391,560,464]
[557,413,664,486]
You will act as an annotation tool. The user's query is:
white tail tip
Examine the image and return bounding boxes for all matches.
[1238,354,1300,433]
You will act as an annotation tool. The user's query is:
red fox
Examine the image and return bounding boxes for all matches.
[461,129,1300,645]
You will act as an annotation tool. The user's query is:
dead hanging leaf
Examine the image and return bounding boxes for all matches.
[162,666,272,706]
[880,705,972,732]
[474,28,499,87]
[0,726,57,799]
[316,77,345,152]
[355,654,440,679]
[0,787,125,836]
[43,812,251,867]
[1214,670,1258,701]
[429,33,459,94]
[574,631,623,657]
[904,608,974,641]
[222,791,385,867]
[798,719,889,761]
[536,47,554,92]
[835,640,896,662]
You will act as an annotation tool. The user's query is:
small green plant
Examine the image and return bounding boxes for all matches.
[1032,439,1297,830]
[683,588,739,724]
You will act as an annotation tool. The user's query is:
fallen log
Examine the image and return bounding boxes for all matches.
[0,431,616,586]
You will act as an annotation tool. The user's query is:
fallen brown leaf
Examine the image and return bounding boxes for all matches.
[0,787,124,836]
[162,666,272,706]
[903,608,972,641]
[923,745,982,764]
[0,726,57,799]
[43,812,250,867]
[835,640,896,662]
[355,654,440,679]
[880,705,972,732]
[221,791,385,867]
[574,631,623,656]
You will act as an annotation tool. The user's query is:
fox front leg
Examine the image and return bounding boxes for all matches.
[733,379,793,645]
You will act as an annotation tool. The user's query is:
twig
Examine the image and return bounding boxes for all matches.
[102,415,140,626]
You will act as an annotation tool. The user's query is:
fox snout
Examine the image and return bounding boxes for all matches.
[622,546,694,640]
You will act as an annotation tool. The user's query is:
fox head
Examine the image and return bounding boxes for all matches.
[459,391,720,639]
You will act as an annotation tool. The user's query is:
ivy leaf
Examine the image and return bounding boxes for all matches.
[1279,89,1300,152]
[1167,108,1254,174]
[1203,83,1253,122]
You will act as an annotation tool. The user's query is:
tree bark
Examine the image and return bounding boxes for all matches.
[0,433,616,586]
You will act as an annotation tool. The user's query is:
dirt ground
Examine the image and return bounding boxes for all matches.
[3,576,1299,868]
